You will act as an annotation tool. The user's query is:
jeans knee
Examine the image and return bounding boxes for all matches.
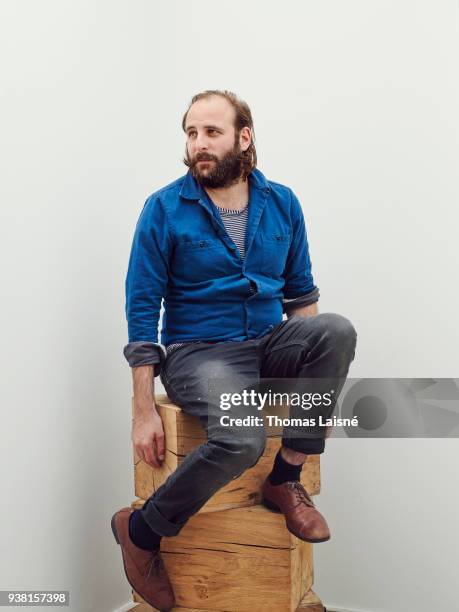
[316,313,357,354]
[209,434,267,477]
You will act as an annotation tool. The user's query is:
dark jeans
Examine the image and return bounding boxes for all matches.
[140,313,357,537]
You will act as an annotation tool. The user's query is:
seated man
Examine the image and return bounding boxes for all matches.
[111,89,357,611]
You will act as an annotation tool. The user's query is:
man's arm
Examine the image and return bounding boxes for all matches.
[125,195,173,467]
[125,196,172,362]
[282,189,318,302]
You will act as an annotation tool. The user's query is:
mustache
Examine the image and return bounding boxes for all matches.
[192,153,219,163]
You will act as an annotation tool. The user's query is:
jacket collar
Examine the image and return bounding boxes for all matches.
[179,167,271,201]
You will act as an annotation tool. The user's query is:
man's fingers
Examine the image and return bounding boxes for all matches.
[156,434,165,462]
[143,444,160,468]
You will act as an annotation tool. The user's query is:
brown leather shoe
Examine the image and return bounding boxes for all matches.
[262,480,331,543]
[111,507,175,611]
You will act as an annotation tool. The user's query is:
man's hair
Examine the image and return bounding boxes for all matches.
[182,90,257,180]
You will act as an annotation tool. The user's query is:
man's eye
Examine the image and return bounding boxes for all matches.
[208,129,218,135]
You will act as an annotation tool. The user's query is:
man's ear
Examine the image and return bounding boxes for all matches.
[239,126,252,152]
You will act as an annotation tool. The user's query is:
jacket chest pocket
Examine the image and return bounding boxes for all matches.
[261,233,291,277]
[174,238,233,281]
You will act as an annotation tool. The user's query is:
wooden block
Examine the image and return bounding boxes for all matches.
[133,396,321,511]
[131,591,325,612]
[131,504,313,612]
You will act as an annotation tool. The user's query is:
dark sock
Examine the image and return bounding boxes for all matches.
[268,449,304,486]
[129,510,162,551]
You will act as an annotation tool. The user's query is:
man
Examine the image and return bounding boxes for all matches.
[111,90,357,611]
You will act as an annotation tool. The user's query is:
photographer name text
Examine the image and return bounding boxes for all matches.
[220,415,359,427]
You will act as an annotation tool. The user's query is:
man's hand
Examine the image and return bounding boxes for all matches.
[131,364,165,468]
[132,406,165,468]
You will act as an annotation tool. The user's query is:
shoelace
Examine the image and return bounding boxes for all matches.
[145,551,163,580]
[288,481,315,508]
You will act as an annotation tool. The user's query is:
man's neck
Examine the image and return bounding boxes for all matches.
[204,178,249,211]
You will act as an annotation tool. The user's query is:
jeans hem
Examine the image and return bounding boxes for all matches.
[282,436,325,455]
[140,499,186,537]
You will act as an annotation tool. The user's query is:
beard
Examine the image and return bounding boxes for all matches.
[185,140,244,188]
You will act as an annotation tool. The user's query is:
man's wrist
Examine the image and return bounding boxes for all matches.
[133,398,158,418]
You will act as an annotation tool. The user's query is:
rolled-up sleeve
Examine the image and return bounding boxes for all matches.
[282,190,319,300]
[123,341,166,368]
[124,195,172,374]
[282,286,320,314]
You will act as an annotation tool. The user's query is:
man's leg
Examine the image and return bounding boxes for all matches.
[258,312,357,542]
[137,340,266,539]
[112,341,265,612]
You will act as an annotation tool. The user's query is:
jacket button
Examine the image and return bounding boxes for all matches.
[199,241,205,247]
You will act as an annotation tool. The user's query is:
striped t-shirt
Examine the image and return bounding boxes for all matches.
[215,201,249,257]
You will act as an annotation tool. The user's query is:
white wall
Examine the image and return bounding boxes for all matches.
[0,1,457,611]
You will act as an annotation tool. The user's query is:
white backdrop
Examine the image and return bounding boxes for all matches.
[0,2,458,611]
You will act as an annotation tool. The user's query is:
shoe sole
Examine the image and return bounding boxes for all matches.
[111,512,173,612]
[261,497,331,544]
[111,514,121,544]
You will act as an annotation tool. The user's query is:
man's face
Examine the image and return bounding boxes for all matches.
[184,95,250,188]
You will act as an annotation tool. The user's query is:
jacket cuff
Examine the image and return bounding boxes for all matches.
[123,342,167,377]
[283,287,320,314]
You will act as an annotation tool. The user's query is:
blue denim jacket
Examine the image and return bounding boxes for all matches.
[124,168,318,367]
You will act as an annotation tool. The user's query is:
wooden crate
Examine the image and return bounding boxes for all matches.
[129,503,320,612]
[134,395,321,512]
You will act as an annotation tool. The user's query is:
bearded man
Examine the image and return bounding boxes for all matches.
[111,90,357,611]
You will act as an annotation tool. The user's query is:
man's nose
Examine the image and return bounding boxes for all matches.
[195,133,209,150]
